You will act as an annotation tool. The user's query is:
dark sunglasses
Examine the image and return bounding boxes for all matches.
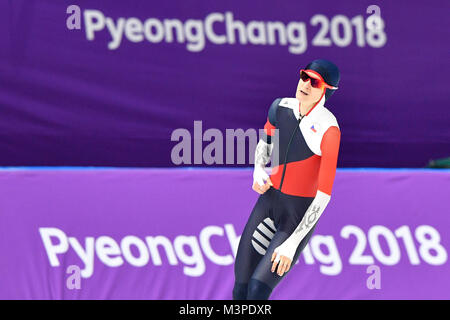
[299,69,338,90]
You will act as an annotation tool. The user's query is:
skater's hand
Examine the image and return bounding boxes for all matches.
[253,166,273,194]
[271,243,295,276]
[252,178,272,194]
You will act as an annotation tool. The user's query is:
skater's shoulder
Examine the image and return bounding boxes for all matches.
[278,97,298,110]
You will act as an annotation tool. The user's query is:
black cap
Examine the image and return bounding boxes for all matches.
[305,59,340,101]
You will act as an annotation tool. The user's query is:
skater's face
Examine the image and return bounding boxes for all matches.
[296,71,325,105]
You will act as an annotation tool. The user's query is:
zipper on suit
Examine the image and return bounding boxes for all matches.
[278,114,303,193]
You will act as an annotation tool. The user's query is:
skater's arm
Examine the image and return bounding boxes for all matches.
[253,99,280,193]
[271,126,341,275]
[278,126,340,246]
[317,126,340,195]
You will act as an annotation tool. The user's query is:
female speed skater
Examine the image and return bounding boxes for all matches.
[233,59,341,300]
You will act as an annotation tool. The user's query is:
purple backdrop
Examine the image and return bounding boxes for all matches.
[0,168,449,299]
[0,1,449,167]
